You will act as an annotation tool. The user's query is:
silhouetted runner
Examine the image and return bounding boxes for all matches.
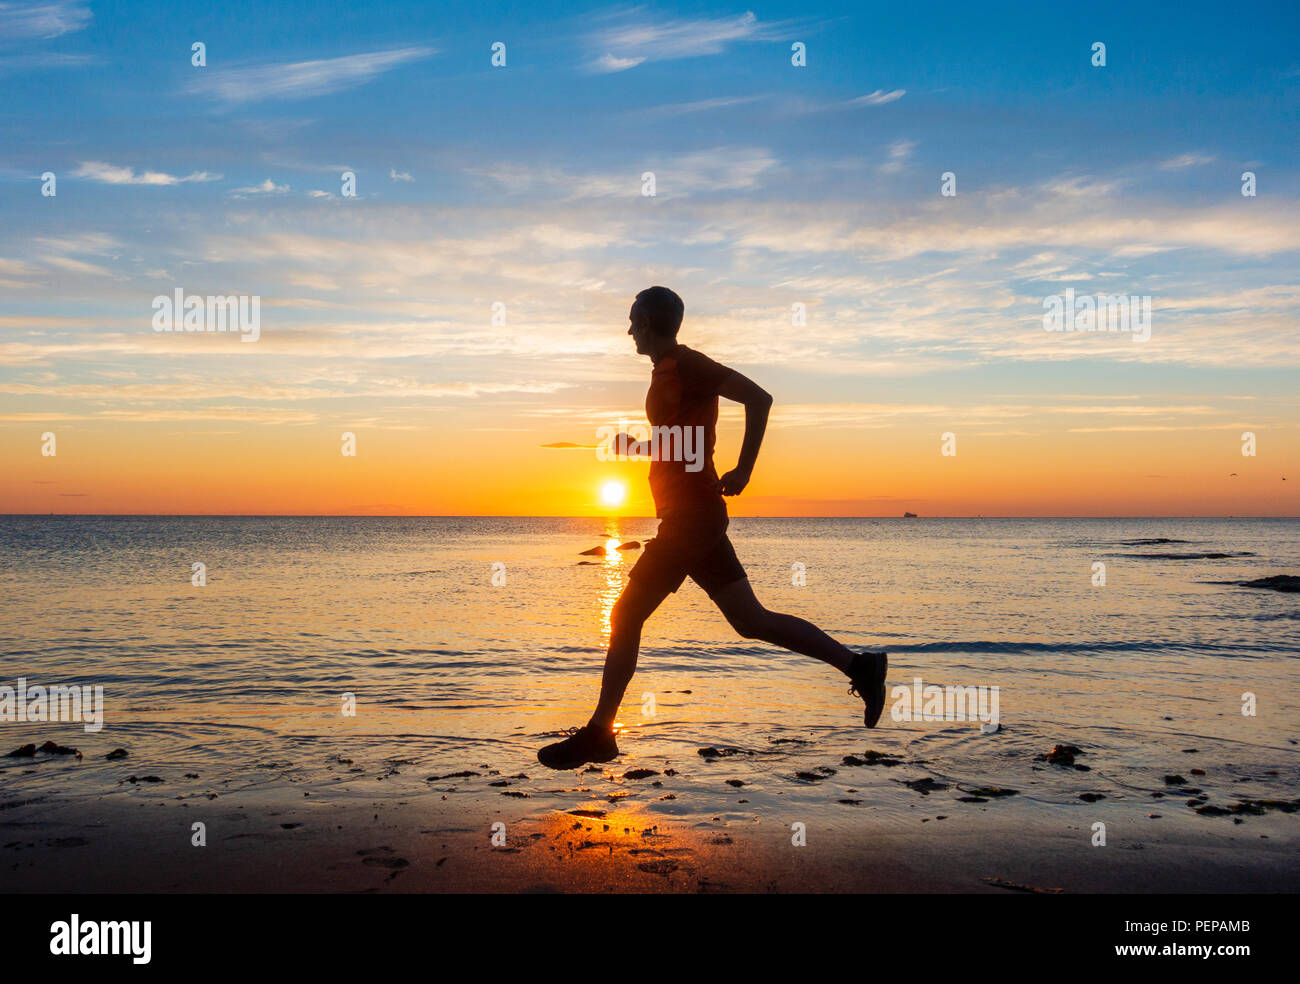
[538,286,887,769]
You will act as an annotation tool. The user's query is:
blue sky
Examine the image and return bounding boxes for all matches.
[2,1,1298,514]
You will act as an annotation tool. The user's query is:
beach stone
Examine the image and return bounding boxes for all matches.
[362,856,409,869]
[698,746,749,759]
[637,858,679,875]
[615,541,641,550]
[5,744,36,757]
[623,768,659,779]
[904,777,948,795]
[842,749,903,767]
[1235,799,1297,814]
[1038,744,1082,766]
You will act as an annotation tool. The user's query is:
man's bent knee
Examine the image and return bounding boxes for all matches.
[728,611,772,641]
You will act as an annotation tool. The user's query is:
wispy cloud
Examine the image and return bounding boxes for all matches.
[469,146,777,199]
[586,9,791,73]
[593,53,645,72]
[0,51,95,72]
[232,178,290,195]
[878,139,916,175]
[1160,152,1217,170]
[634,95,762,118]
[0,1,91,40]
[847,89,906,107]
[188,46,435,104]
[389,168,413,182]
[74,161,220,185]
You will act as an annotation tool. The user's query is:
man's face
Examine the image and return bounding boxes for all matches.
[627,301,655,354]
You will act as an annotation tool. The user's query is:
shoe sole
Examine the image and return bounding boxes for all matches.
[537,747,620,771]
[863,650,888,728]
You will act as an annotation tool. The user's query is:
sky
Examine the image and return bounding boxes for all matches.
[1,0,1298,516]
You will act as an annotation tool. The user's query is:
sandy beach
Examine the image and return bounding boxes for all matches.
[6,726,1297,893]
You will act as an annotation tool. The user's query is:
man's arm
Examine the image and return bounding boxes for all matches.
[716,371,772,496]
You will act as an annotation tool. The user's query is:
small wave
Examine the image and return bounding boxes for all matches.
[883,639,1262,656]
[1117,538,1192,546]
[1114,551,1255,560]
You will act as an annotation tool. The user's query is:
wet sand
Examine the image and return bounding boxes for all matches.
[6,748,1297,893]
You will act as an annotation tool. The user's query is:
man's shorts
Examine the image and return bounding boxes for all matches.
[628,499,747,599]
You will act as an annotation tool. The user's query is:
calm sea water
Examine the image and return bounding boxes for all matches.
[2,516,1297,826]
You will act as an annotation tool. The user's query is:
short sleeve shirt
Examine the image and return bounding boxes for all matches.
[644,344,735,516]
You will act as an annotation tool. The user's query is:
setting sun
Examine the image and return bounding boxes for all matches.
[599,480,627,508]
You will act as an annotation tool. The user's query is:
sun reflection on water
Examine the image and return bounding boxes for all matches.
[597,521,627,641]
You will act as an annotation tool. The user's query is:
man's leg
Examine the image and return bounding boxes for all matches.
[707,575,888,726]
[589,576,672,730]
[538,576,673,768]
[708,577,855,672]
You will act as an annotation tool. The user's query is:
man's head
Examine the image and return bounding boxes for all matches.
[628,286,684,356]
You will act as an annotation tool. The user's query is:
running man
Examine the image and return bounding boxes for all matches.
[538,286,887,769]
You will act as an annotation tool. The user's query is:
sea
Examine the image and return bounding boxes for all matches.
[2,515,1297,848]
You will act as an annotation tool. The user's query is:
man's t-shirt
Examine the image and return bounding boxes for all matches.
[644,344,735,516]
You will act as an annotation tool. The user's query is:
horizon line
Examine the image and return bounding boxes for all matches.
[3,513,1298,520]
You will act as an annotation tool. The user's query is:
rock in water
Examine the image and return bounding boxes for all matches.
[39,740,82,757]
[1238,574,1300,593]
[1038,743,1083,766]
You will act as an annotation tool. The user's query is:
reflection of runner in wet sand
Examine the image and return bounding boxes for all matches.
[539,286,887,770]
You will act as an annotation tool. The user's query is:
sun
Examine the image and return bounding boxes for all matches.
[599,480,627,508]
